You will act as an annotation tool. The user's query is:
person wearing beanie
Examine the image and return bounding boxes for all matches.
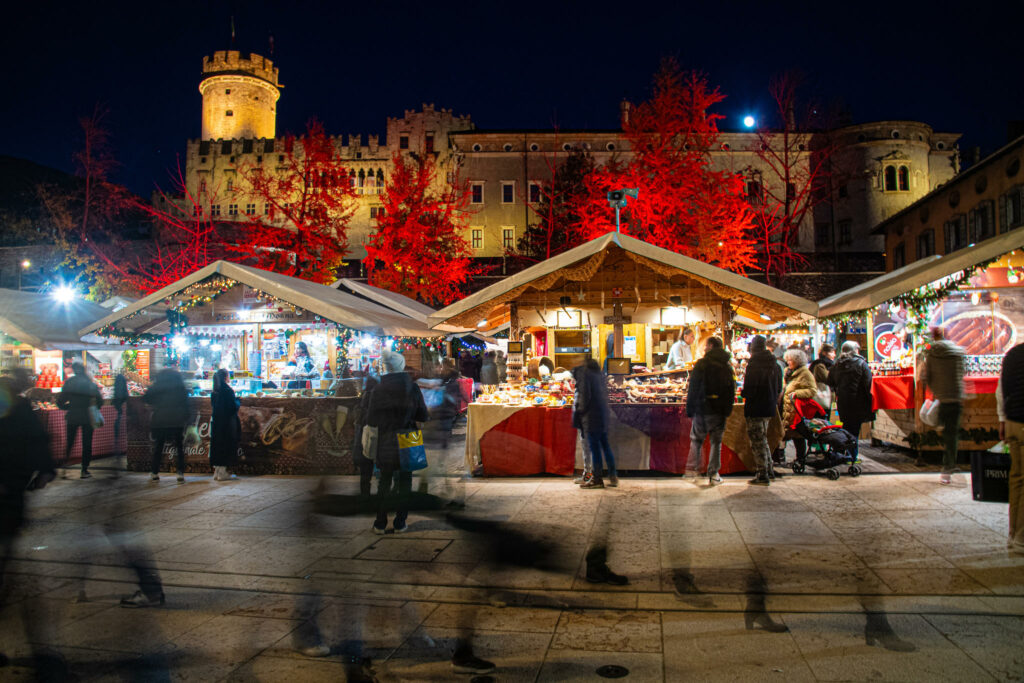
[742,335,782,485]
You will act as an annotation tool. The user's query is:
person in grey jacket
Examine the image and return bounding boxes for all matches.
[920,326,966,484]
[56,361,102,479]
[144,368,191,483]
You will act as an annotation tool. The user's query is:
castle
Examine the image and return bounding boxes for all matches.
[176,50,962,290]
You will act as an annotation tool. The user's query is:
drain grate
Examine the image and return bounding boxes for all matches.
[596,664,630,678]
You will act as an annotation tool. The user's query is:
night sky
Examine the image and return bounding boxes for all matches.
[3,1,1021,196]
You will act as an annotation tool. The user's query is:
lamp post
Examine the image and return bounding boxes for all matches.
[606,188,639,233]
[19,259,31,291]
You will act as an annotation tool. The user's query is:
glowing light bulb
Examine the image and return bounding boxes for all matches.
[52,285,76,303]
[743,115,756,128]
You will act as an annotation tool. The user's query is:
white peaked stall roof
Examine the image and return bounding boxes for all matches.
[428,232,819,328]
[80,261,442,339]
[332,278,437,324]
[0,289,114,350]
[818,227,1024,317]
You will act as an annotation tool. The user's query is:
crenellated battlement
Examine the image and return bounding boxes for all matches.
[202,50,280,87]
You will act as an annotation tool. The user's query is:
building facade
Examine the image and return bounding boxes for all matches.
[178,50,961,280]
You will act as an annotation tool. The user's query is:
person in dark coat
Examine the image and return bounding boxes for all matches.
[434,359,466,449]
[827,341,873,458]
[56,361,103,479]
[997,342,1024,555]
[685,337,735,486]
[144,367,191,483]
[577,358,617,488]
[571,364,595,485]
[742,335,783,485]
[112,372,129,457]
[0,369,56,667]
[210,369,240,481]
[366,350,428,533]
[352,368,380,497]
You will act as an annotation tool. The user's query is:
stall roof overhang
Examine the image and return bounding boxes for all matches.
[427,232,819,329]
[80,261,443,339]
[817,227,1024,317]
[332,278,472,333]
[0,289,114,350]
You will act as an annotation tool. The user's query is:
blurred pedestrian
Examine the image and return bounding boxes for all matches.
[480,351,498,387]
[577,358,617,488]
[921,326,966,484]
[366,350,428,533]
[434,358,465,450]
[113,372,129,457]
[781,349,817,470]
[210,369,239,481]
[56,361,102,479]
[352,366,380,497]
[997,341,1024,555]
[495,350,507,383]
[685,337,735,486]
[827,341,873,458]
[571,364,595,486]
[743,336,783,485]
[0,369,56,668]
[144,367,191,483]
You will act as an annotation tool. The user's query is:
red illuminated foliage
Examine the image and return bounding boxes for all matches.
[574,61,757,272]
[236,120,357,283]
[364,152,479,305]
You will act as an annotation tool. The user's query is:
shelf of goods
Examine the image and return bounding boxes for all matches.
[467,374,782,476]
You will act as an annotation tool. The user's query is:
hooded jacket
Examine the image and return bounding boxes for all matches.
[781,365,818,427]
[742,350,783,418]
[827,353,874,424]
[686,348,735,417]
[922,339,965,403]
[809,356,834,387]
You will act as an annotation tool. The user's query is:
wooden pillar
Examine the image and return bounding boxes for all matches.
[509,302,520,341]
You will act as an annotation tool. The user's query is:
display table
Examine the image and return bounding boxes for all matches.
[467,403,783,476]
[125,395,361,475]
[872,374,915,411]
[40,405,126,465]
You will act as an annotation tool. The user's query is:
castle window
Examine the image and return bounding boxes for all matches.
[198,179,207,195]
[898,166,909,191]
[377,169,384,186]
[944,214,968,252]
[530,143,540,152]
[349,170,357,188]
[256,155,262,164]
[1000,186,1023,232]
[504,143,513,152]
[243,139,254,154]
[211,204,221,216]
[917,229,935,258]
[226,110,233,117]
[264,204,270,216]
[222,142,232,154]
[230,156,235,164]
[370,207,385,219]
[355,152,362,159]
[399,135,409,150]
[199,141,211,156]
[225,89,231,95]
[472,143,482,152]
[245,203,256,216]
[278,155,284,163]
[264,140,275,153]
[425,133,435,154]
[529,182,541,204]
[501,182,515,204]
[746,181,763,206]
[471,182,484,204]
[838,219,852,246]
[228,204,238,217]
[892,242,906,269]
[200,157,207,165]
[502,227,515,250]
[471,228,484,250]
[814,223,831,248]
[358,169,366,188]
[192,205,199,217]
[971,200,996,241]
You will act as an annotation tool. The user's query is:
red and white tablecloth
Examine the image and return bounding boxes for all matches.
[40,406,126,464]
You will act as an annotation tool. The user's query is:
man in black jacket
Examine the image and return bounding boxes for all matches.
[742,336,783,486]
[827,341,873,457]
[56,361,102,478]
[685,337,735,486]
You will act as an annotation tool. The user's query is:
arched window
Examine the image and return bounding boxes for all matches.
[358,169,366,187]
[898,166,909,191]
[884,166,898,191]
[349,169,357,188]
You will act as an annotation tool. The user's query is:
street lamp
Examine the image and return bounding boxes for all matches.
[18,259,31,291]
[606,188,639,233]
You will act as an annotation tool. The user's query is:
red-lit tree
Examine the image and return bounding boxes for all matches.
[364,152,478,305]
[574,61,757,273]
[236,120,357,283]
[749,71,839,285]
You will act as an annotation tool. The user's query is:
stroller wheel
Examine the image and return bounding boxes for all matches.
[848,464,862,477]
[791,461,806,475]
[826,468,840,481]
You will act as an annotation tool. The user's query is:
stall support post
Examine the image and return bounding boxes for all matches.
[605,300,630,359]
[722,300,733,347]
[866,311,875,363]
[509,302,520,341]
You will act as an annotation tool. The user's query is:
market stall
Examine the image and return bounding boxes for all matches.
[80,261,443,475]
[430,232,815,476]
[818,228,1024,451]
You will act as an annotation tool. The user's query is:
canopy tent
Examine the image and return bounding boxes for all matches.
[428,232,819,329]
[332,277,473,334]
[818,227,1024,317]
[0,289,114,350]
[81,261,442,340]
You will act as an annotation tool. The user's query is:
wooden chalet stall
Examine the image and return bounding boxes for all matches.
[81,261,441,475]
[429,233,819,476]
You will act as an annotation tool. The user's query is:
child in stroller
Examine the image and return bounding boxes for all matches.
[785,397,862,480]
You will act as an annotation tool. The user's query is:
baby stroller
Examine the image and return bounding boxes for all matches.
[786,398,862,480]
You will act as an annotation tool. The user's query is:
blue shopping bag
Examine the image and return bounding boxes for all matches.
[397,429,428,471]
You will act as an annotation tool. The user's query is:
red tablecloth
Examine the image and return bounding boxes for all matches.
[965,375,999,395]
[458,378,474,412]
[41,405,126,464]
[479,406,576,475]
[872,375,915,410]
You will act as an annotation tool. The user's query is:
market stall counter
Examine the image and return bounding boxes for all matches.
[125,394,361,475]
[36,405,126,465]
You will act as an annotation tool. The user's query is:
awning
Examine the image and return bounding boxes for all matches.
[80,261,442,339]
[0,289,114,350]
[818,227,1024,317]
[333,278,472,333]
[428,232,819,329]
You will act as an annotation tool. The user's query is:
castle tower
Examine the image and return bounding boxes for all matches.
[199,50,281,140]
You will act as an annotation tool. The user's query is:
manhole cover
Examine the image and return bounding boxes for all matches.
[597,664,630,678]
